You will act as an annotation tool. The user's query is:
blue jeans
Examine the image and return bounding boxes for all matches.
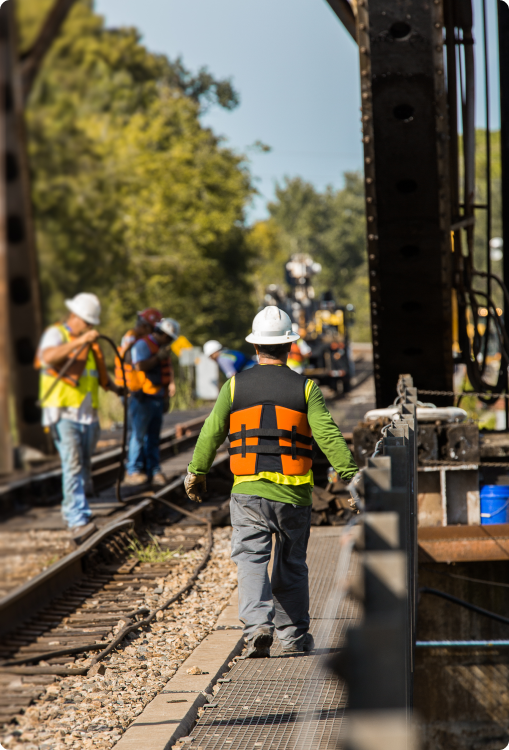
[126,394,164,478]
[51,420,101,528]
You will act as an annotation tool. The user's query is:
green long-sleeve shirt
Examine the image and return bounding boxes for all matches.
[188,367,358,506]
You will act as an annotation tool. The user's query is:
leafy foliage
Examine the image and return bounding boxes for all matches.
[248,174,371,341]
[19,0,255,348]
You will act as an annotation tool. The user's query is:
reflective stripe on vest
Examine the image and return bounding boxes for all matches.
[39,325,99,409]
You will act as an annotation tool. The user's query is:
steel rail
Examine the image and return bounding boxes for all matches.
[0,455,228,673]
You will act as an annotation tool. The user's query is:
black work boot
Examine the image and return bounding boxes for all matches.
[241,627,273,659]
[282,633,315,653]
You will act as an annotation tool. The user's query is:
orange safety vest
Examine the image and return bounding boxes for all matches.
[127,335,173,396]
[114,329,140,390]
[289,341,304,364]
[34,324,110,390]
[228,365,313,476]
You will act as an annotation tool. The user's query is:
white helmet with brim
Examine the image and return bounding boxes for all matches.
[204,340,222,358]
[246,306,300,345]
[65,293,101,326]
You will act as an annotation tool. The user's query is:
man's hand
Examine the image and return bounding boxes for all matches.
[184,472,206,503]
[156,346,170,360]
[77,330,100,346]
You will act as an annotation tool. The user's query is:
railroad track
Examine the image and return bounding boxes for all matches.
[0,408,236,732]
[0,412,213,600]
[0,453,232,731]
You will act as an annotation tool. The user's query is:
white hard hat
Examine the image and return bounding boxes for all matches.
[204,340,222,358]
[65,293,101,326]
[156,317,180,340]
[246,306,300,345]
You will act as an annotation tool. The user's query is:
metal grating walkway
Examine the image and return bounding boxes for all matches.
[186,527,359,750]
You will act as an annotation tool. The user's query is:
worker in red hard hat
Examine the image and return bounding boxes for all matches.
[114,309,163,390]
[114,309,163,480]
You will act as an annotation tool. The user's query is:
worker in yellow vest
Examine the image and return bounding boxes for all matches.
[35,293,121,543]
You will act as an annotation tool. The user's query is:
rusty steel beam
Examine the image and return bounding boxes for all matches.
[0,4,13,473]
[3,0,45,450]
[324,0,357,42]
[357,0,453,407]
[419,524,509,563]
[20,0,77,102]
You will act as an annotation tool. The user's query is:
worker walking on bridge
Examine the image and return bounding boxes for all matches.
[185,306,357,657]
[35,293,120,542]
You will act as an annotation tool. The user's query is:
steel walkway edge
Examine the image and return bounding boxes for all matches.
[113,526,359,750]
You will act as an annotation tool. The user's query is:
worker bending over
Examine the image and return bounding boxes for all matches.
[203,340,256,379]
[124,318,179,487]
[35,293,120,542]
[185,307,357,657]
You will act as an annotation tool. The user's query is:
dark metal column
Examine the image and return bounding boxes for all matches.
[357,0,453,407]
[3,0,44,449]
[0,4,13,473]
[499,0,509,427]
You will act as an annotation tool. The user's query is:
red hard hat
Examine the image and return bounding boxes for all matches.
[138,308,162,326]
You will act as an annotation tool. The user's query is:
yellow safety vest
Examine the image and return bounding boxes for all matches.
[39,325,100,410]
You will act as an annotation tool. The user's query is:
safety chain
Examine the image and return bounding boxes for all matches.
[418,389,509,400]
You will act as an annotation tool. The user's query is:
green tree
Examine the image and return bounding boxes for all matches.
[19,0,255,347]
[248,174,370,341]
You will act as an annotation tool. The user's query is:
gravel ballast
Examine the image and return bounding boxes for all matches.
[1,527,237,750]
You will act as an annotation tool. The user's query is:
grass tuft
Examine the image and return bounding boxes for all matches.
[128,533,182,564]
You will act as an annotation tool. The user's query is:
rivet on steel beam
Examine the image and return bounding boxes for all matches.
[369,254,375,260]
[371,286,377,292]
[364,136,371,143]
[368,234,376,240]
[366,178,373,184]
[368,216,374,222]
[360,46,368,54]
[359,23,366,30]
[366,194,373,200]
[434,23,441,28]
[437,69,443,75]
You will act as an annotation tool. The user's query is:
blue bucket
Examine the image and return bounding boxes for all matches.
[480,485,509,525]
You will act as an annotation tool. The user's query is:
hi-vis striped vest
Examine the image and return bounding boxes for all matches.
[228,365,313,477]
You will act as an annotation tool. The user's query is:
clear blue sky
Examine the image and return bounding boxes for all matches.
[94,0,501,223]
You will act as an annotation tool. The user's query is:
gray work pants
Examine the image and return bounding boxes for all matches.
[230,493,312,648]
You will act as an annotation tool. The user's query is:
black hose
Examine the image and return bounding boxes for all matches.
[97,334,129,504]
[420,587,509,627]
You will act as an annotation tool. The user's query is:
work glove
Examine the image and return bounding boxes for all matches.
[156,346,170,360]
[184,472,206,503]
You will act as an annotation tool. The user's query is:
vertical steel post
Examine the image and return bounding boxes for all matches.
[4,0,44,450]
[357,0,453,406]
[499,0,509,429]
[0,3,13,473]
